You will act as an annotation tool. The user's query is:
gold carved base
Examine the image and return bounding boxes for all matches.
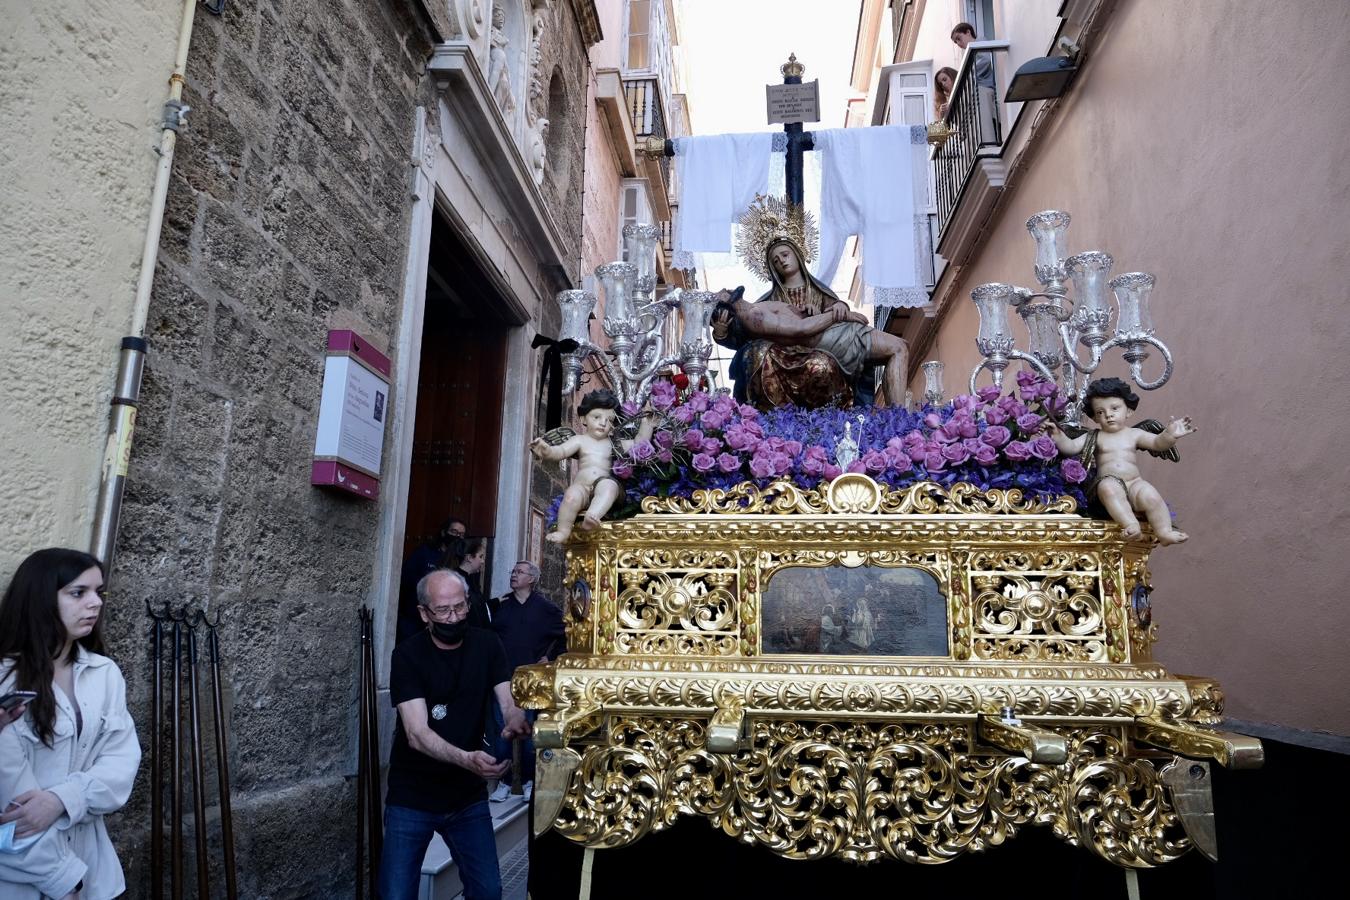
[550,717,1190,868]
[523,478,1259,867]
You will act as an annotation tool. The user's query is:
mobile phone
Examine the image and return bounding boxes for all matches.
[0,691,36,712]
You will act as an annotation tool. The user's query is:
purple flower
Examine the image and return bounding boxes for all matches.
[1004,440,1033,461]
[738,404,759,419]
[783,440,803,457]
[612,461,633,479]
[749,454,775,479]
[934,424,959,444]
[691,452,716,473]
[924,451,948,472]
[1016,413,1044,433]
[847,460,867,474]
[701,410,727,431]
[671,405,696,425]
[976,385,1002,403]
[712,394,737,416]
[962,437,985,456]
[801,454,825,477]
[924,412,943,429]
[982,425,1011,447]
[682,428,705,450]
[1061,458,1088,483]
[1030,435,1058,460]
[770,452,792,475]
[653,430,674,449]
[972,444,998,466]
[717,452,741,473]
[620,401,641,417]
[823,463,843,480]
[803,445,829,462]
[656,447,673,463]
[687,392,710,413]
[630,440,655,462]
[724,425,760,452]
[650,380,677,411]
[983,406,1010,426]
[1036,380,1058,400]
[863,449,888,473]
[942,443,971,465]
[953,394,977,411]
[700,437,722,455]
[884,447,913,472]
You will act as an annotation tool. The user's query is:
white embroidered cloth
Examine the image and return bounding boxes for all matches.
[814,125,930,308]
[672,132,775,267]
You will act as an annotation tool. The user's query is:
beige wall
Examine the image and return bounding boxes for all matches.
[581,76,624,279]
[0,1,179,573]
[918,0,1350,734]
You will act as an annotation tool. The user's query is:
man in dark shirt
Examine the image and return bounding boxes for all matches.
[488,560,564,802]
[395,516,466,643]
[379,568,529,900]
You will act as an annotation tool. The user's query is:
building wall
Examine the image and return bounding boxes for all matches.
[580,75,625,277]
[915,0,1350,735]
[0,0,179,574]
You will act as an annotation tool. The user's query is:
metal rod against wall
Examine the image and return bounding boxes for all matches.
[170,609,184,900]
[186,616,211,900]
[206,613,238,899]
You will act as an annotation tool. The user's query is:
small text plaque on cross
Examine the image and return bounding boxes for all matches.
[766,80,820,125]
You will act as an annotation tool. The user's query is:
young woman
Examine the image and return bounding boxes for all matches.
[934,66,958,119]
[0,549,141,900]
[443,537,493,627]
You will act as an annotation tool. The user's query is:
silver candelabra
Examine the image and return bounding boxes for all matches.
[556,224,721,408]
[969,210,1174,424]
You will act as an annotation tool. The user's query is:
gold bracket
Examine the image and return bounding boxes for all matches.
[1160,757,1218,862]
[639,135,667,158]
[1135,715,1264,769]
[978,714,1069,764]
[706,694,746,754]
[533,746,583,837]
[533,700,601,750]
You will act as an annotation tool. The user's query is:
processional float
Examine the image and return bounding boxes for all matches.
[519,56,1260,872]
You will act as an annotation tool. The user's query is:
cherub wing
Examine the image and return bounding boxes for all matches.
[541,426,576,447]
[1135,419,1179,462]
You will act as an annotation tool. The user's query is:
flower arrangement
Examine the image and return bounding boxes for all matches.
[549,372,1088,524]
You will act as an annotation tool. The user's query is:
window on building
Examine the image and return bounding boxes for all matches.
[627,0,651,71]
[618,180,653,260]
[963,0,996,38]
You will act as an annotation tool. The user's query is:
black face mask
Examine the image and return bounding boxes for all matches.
[430,618,469,644]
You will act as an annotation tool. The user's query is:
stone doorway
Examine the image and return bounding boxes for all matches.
[401,210,512,575]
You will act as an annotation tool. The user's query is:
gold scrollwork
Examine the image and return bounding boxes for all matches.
[640,478,1079,516]
[549,717,1191,867]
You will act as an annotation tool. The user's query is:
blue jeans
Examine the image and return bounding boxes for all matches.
[378,801,501,900]
[492,701,537,784]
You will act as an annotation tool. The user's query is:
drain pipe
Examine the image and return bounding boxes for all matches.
[90,0,203,572]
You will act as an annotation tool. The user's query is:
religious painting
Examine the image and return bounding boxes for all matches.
[529,506,545,565]
[761,565,949,657]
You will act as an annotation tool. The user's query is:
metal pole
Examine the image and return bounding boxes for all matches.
[148,602,166,900]
[206,613,238,899]
[186,615,210,899]
[170,608,184,900]
[89,337,146,572]
[356,610,369,900]
[362,610,382,892]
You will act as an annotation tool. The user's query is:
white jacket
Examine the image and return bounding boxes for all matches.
[0,649,141,900]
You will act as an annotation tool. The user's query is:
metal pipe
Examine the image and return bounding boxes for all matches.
[186,615,210,899]
[356,610,369,900]
[170,608,184,900]
[90,0,200,571]
[206,613,238,899]
[361,609,381,894]
[148,601,166,900]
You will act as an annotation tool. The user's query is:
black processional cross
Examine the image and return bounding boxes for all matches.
[653,53,821,206]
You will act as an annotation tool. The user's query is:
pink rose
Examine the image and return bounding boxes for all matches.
[954,394,977,411]
[712,395,737,416]
[1061,458,1088,483]
[983,406,1010,425]
[630,440,655,462]
[976,385,1002,403]
[653,430,674,449]
[924,412,943,429]
[934,424,959,444]
[701,410,726,431]
[691,452,716,472]
[717,452,741,473]
[942,443,971,465]
[883,447,911,471]
[738,404,759,419]
[770,452,792,475]
[962,438,985,456]
[724,426,760,452]
[671,406,696,425]
[687,392,710,413]
[863,449,887,473]
[649,381,677,411]
[1004,440,1032,461]
[1030,435,1058,460]
[924,451,948,472]
[981,425,1011,447]
[611,461,633,479]
[700,437,722,455]
[955,417,979,438]
[972,444,998,466]
[1016,413,1044,433]
[682,428,705,450]
[749,454,775,479]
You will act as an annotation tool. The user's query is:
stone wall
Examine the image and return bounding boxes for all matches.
[108,1,440,897]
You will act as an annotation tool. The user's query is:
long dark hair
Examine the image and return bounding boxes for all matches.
[0,548,106,745]
[440,536,487,572]
[935,67,959,108]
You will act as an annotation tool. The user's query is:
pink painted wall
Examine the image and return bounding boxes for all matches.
[917,0,1350,734]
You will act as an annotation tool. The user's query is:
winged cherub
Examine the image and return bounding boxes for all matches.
[1048,377,1196,544]
[530,389,654,543]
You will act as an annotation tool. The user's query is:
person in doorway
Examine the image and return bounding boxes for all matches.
[397,515,467,643]
[951,22,1000,142]
[379,568,529,900]
[488,561,564,802]
[0,549,141,900]
[443,537,494,628]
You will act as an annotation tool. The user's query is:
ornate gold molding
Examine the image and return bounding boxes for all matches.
[640,478,1078,516]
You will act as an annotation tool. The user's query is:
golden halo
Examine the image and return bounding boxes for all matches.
[736,194,819,282]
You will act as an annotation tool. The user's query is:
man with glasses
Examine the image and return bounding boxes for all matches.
[396,516,468,643]
[379,568,529,900]
[488,560,564,803]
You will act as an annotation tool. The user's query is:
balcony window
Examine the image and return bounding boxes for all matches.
[618,180,653,260]
[627,0,651,71]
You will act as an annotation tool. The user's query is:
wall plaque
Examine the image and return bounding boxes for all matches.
[312,330,391,500]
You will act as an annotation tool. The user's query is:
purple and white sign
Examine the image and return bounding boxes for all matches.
[312,330,392,500]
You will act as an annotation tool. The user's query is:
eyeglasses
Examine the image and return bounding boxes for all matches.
[424,602,468,621]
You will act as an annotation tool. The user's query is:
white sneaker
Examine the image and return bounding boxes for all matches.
[489,782,511,803]
[522,781,533,802]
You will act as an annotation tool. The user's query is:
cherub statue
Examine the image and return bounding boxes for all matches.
[530,388,654,543]
[1048,377,1196,544]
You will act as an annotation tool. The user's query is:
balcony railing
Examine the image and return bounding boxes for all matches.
[932,41,1009,236]
[624,76,670,184]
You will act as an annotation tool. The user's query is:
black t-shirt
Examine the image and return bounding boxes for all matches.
[386,627,510,813]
